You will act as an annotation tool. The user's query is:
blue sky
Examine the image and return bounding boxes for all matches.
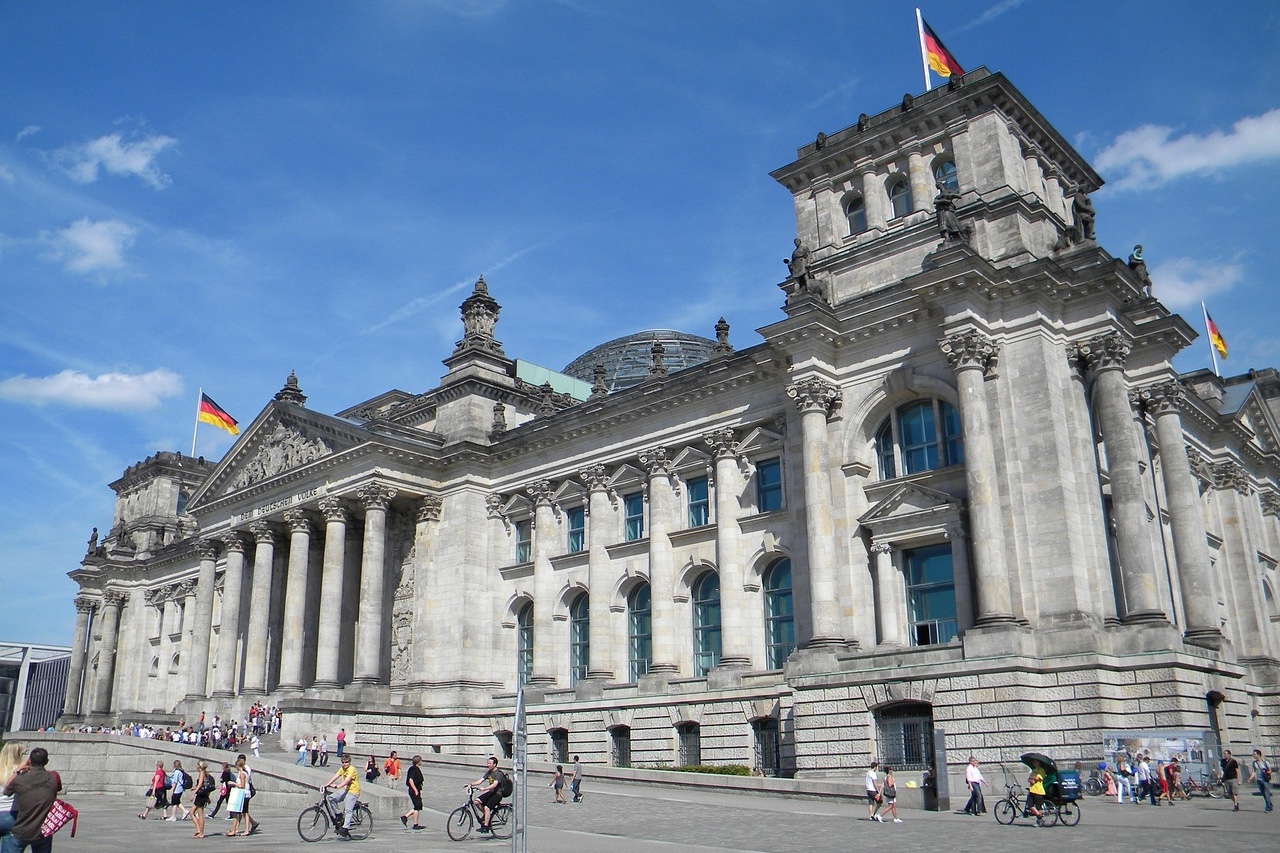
[3,1,1279,646]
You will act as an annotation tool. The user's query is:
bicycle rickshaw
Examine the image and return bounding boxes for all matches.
[994,752,1082,827]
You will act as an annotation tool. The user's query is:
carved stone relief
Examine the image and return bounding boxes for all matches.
[228,423,333,490]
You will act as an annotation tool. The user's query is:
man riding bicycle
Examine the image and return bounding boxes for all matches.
[469,755,508,834]
[322,754,361,838]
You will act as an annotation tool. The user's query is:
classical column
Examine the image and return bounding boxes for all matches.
[90,590,124,714]
[1022,145,1045,198]
[786,377,845,647]
[640,447,680,672]
[152,588,176,710]
[212,532,248,697]
[948,522,976,633]
[871,543,907,646]
[242,522,276,693]
[175,580,197,702]
[861,169,888,230]
[525,480,558,686]
[313,496,349,689]
[354,484,397,685]
[939,331,1015,625]
[1076,333,1165,622]
[278,509,313,691]
[580,465,615,680]
[1212,462,1268,655]
[1136,381,1223,646]
[184,539,220,700]
[907,151,933,213]
[705,428,751,667]
[409,495,443,684]
[64,597,94,716]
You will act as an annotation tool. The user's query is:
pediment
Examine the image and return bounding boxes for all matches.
[1230,388,1280,454]
[858,482,961,527]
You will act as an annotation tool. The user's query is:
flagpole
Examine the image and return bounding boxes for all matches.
[915,8,932,92]
[1201,301,1220,377]
[191,386,203,457]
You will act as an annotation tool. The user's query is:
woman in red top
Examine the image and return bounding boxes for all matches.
[139,760,168,819]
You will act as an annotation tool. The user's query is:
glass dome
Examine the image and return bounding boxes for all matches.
[563,330,718,394]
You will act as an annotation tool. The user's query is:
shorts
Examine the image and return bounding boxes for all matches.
[1224,779,1239,797]
[1026,792,1045,811]
[866,791,880,805]
[478,789,502,810]
[408,791,423,810]
[169,792,183,807]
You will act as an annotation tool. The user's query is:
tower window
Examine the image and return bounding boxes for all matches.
[934,159,958,193]
[845,196,868,234]
[876,399,963,479]
[889,179,912,219]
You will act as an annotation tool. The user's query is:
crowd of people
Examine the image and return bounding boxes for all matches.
[1098,749,1272,812]
[136,753,261,839]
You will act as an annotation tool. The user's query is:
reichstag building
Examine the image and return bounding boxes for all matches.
[64,69,1280,782]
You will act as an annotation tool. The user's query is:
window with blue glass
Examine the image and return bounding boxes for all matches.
[569,594,589,685]
[627,583,652,681]
[566,506,585,553]
[516,602,533,684]
[756,458,783,512]
[764,558,795,669]
[687,476,709,527]
[889,179,912,218]
[624,491,644,541]
[934,159,958,192]
[514,518,531,563]
[875,399,963,479]
[905,544,957,646]
[692,572,722,677]
[846,196,868,234]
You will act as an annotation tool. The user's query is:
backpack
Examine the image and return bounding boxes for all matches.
[496,770,513,797]
[181,770,193,789]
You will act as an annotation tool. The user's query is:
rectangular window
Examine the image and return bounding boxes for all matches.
[678,723,701,767]
[756,458,783,512]
[514,519,531,564]
[624,492,644,541]
[610,727,631,768]
[687,476,709,527]
[905,544,957,645]
[752,718,780,777]
[550,728,569,764]
[566,506,585,553]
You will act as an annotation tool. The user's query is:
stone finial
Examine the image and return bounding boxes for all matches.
[491,402,508,438]
[452,276,505,357]
[648,340,668,381]
[589,364,609,400]
[712,317,732,356]
[274,370,307,405]
[536,382,557,416]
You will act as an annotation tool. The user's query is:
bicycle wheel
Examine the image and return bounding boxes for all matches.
[1083,778,1103,796]
[1057,800,1081,826]
[490,804,513,840]
[297,806,329,842]
[346,804,373,841]
[994,799,1016,825]
[1207,781,1224,799]
[446,805,474,841]
[1039,805,1060,827]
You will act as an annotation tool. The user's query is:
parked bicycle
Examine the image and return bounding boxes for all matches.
[447,784,513,841]
[1181,771,1225,799]
[297,786,374,842]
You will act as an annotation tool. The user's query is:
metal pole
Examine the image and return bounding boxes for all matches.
[915,8,932,93]
[191,387,203,456]
[1201,302,1221,377]
[513,679,527,853]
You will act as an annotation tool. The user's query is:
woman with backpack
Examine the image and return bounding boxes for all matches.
[166,759,192,820]
[138,760,168,820]
[191,760,213,838]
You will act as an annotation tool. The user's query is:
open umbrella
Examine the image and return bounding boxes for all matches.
[1020,753,1058,775]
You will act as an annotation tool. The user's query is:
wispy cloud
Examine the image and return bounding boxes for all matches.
[1095,109,1280,191]
[45,218,138,273]
[1148,257,1243,310]
[52,132,177,188]
[958,0,1029,32]
[16,125,40,142]
[0,368,183,409]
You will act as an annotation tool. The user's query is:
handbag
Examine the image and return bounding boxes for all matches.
[883,784,897,798]
[198,775,217,796]
[41,799,78,838]
[228,786,248,812]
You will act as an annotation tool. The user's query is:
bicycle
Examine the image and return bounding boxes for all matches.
[1082,773,1105,797]
[447,784,513,841]
[297,786,374,842]
[1181,771,1225,799]
[994,783,1059,827]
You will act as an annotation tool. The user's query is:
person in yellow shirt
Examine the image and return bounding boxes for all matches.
[1026,762,1048,826]
[323,755,361,838]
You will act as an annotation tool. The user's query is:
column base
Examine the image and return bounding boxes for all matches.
[350,677,383,686]
[804,636,844,650]
[974,613,1017,628]
[585,669,615,681]
[182,693,208,703]
[647,662,679,674]
[1183,628,1224,651]
[311,680,342,689]
[1122,610,1170,626]
[527,676,556,687]
[962,621,1033,658]
[210,690,235,699]
[716,655,751,668]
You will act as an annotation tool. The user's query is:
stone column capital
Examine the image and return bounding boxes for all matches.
[485,493,507,520]
[1261,490,1280,518]
[869,541,894,555]
[786,377,841,416]
[579,463,610,491]
[177,579,198,599]
[526,479,555,507]
[1133,379,1185,414]
[144,587,166,606]
[357,483,397,511]
[417,494,443,523]
[194,538,221,560]
[249,520,276,545]
[74,596,96,613]
[1211,461,1251,495]
[102,589,126,608]
[1073,331,1133,374]
[703,427,742,461]
[639,446,674,477]
[282,507,312,535]
[939,330,999,373]
[221,530,248,554]
[318,496,348,524]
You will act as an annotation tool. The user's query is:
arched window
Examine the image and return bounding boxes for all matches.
[627,584,652,681]
[845,196,868,234]
[569,594,589,685]
[889,179,912,219]
[177,489,190,515]
[875,399,963,479]
[692,572,721,677]
[517,602,533,684]
[763,558,795,669]
[933,159,958,192]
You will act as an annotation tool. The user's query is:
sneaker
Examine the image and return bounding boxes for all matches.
[872,815,882,822]
[1233,805,1240,812]
[478,825,491,834]
[401,815,409,828]
[892,818,903,823]
[412,825,425,830]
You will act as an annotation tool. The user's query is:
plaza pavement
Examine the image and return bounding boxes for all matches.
[47,761,1275,853]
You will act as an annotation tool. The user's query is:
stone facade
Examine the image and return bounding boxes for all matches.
[66,70,1280,786]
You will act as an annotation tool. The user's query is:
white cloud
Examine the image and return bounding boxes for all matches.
[959,0,1029,32]
[1095,109,1280,191]
[0,368,183,409]
[47,218,138,273]
[16,125,40,142]
[1147,257,1243,310]
[0,163,12,183]
[53,132,176,188]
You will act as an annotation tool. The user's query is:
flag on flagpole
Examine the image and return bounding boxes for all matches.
[197,392,240,436]
[920,14,964,79]
[1205,311,1229,359]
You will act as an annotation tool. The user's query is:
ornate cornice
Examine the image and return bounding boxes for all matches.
[417,494,443,523]
[283,508,312,536]
[939,330,998,374]
[318,496,348,524]
[639,446,673,477]
[357,483,397,512]
[786,377,841,416]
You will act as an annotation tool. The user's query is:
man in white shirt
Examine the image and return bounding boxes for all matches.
[865,761,883,822]
[962,756,986,815]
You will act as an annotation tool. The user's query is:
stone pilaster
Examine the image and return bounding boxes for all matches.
[278,509,313,691]
[354,484,396,684]
[1211,461,1271,659]
[704,428,751,667]
[939,331,1015,626]
[90,590,124,714]
[409,495,443,685]
[580,464,615,680]
[786,377,845,648]
[1074,333,1166,623]
[185,539,220,700]
[527,479,558,686]
[212,532,248,697]
[640,446,680,673]
[871,543,907,646]
[242,521,276,693]
[1135,380,1222,647]
[313,496,349,688]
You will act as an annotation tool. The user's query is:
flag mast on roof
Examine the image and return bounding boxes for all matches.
[916,9,965,92]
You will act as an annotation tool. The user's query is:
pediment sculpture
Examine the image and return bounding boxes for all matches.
[228,423,332,490]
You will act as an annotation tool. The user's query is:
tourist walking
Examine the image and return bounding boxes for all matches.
[309,735,320,767]
[865,761,883,822]
[237,753,261,835]
[139,760,168,819]
[2,746,61,853]
[336,728,347,759]
[1222,750,1242,811]
[402,755,425,830]
[207,762,234,818]
[1247,749,1273,812]
[165,760,191,820]
[1116,755,1134,802]
[227,756,250,837]
[191,760,211,838]
[550,765,566,803]
[318,735,328,767]
[570,755,583,803]
[296,737,307,766]
[962,755,986,815]
[880,766,902,823]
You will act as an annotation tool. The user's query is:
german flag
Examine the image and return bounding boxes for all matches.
[198,392,239,435]
[1206,312,1228,359]
[922,17,964,78]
